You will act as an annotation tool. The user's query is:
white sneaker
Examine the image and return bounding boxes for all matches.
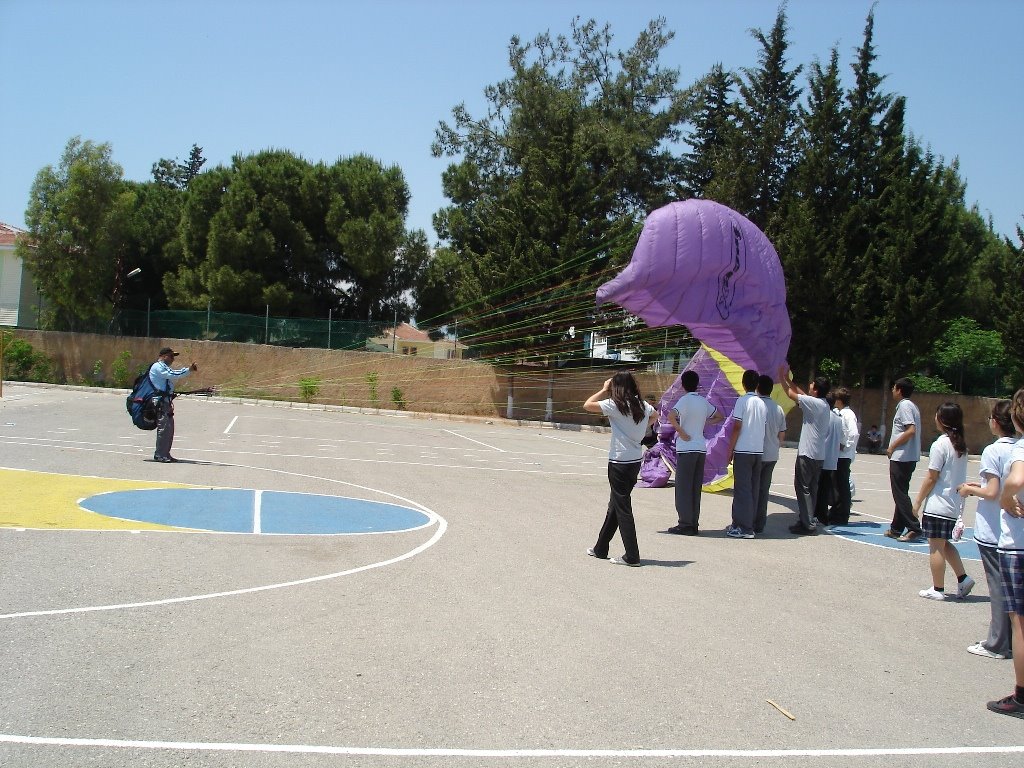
[610,556,641,567]
[919,587,947,601]
[967,642,1007,660]
[957,575,976,598]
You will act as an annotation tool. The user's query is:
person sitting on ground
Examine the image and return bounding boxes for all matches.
[865,425,882,454]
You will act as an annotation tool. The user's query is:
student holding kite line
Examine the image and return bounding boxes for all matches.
[149,346,198,463]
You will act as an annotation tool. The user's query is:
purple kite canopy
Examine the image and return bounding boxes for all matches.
[597,199,792,487]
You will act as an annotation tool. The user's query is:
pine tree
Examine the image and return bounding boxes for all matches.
[680,64,735,199]
[775,47,851,373]
[709,7,802,234]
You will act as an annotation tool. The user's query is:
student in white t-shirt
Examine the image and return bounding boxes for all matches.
[583,372,657,567]
[958,399,1016,659]
[829,387,860,525]
[989,387,1024,720]
[777,366,832,535]
[725,369,767,538]
[914,403,973,601]
[666,370,722,536]
[754,374,786,535]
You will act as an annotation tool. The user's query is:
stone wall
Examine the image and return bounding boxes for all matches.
[7,330,1010,451]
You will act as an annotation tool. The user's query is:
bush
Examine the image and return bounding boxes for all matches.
[907,373,954,394]
[111,350,133,388]
[391,387,406,410]
[2,338,55,383]
[366,372,379,407]
[299,376,321,402]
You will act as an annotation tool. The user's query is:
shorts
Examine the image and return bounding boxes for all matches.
[922,514,956,540]
[998,550,1024,615]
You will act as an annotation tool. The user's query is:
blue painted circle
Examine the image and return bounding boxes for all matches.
[79,489,431,534]
[828,520,981,560]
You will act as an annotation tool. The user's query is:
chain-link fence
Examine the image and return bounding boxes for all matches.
[113,308,390,351]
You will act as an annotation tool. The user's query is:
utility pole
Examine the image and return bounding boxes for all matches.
[0,329,7,398]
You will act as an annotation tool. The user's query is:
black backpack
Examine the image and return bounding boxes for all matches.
[126,371,165,430]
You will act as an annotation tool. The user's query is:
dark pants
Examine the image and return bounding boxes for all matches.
[754,460,776,533]
[889,460,921,535]
[675,451,706,530]
[829,457,852,524]
[593,461,642,564]
[731,452,762,531]
[979,543,1013,656]
[155,397,175,459]
[794,456,823,528]
[814,469,835,525]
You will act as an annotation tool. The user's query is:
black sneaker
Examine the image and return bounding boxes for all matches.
[788,523,818,535]
[666,525,698,536]
[986,694,1024,719]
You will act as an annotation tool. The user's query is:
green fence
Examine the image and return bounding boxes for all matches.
[117,309,389,351]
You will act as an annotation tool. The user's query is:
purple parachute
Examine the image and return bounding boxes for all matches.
[597,199,792,488]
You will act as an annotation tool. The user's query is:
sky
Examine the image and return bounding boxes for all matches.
[1,0,1021,243]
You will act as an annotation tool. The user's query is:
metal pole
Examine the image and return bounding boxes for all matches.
[265,305,269,344]
[327,309,332,350]
[392,308,397,353]
[0,330,6,398]
[146,297,151,338]
[206,301,211,337]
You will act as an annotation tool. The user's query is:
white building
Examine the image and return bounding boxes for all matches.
[0,222,40,328]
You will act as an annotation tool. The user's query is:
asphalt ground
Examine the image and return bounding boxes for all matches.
[0,383,1020,768]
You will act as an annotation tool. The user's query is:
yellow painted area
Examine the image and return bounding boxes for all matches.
[0,468,190,530]
[701,342,793,414]
[702,343,746,395]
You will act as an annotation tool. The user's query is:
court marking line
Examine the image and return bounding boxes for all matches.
[253,489,262,533]
[223,415,238,434]
[442,428,505,451]
[0,437,603,476]
[544,434,608,452]
[0,432,602,460]
[0,460,446,620]
[0,734,1021,758]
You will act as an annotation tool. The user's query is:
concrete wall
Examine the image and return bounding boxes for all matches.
[7,330,1010,451]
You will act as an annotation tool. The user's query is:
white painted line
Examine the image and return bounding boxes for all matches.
[0,461,446,620]
[253,489,262,534]
[443,428,505,452]
[223,416,238,434]
[545,434,607,452]
[0,734,1021,758]
[0,438,610,477]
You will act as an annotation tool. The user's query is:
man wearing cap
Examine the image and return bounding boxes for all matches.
[149,347,198,463]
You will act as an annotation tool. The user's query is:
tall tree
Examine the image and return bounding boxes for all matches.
[775,46,851,373]
[680,63,736,199]
[152,144,207,189]
[430,17,694,355]
[709,6,802,234]
[19,137,134,331]
[867,100,976,382]
[841,7,896,387]
[165,150,426,319]
[992,224,1024,380]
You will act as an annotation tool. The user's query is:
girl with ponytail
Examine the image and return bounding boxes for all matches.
[583,371,657,567]
[958,400,1017,659]
[914,402,973,601]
